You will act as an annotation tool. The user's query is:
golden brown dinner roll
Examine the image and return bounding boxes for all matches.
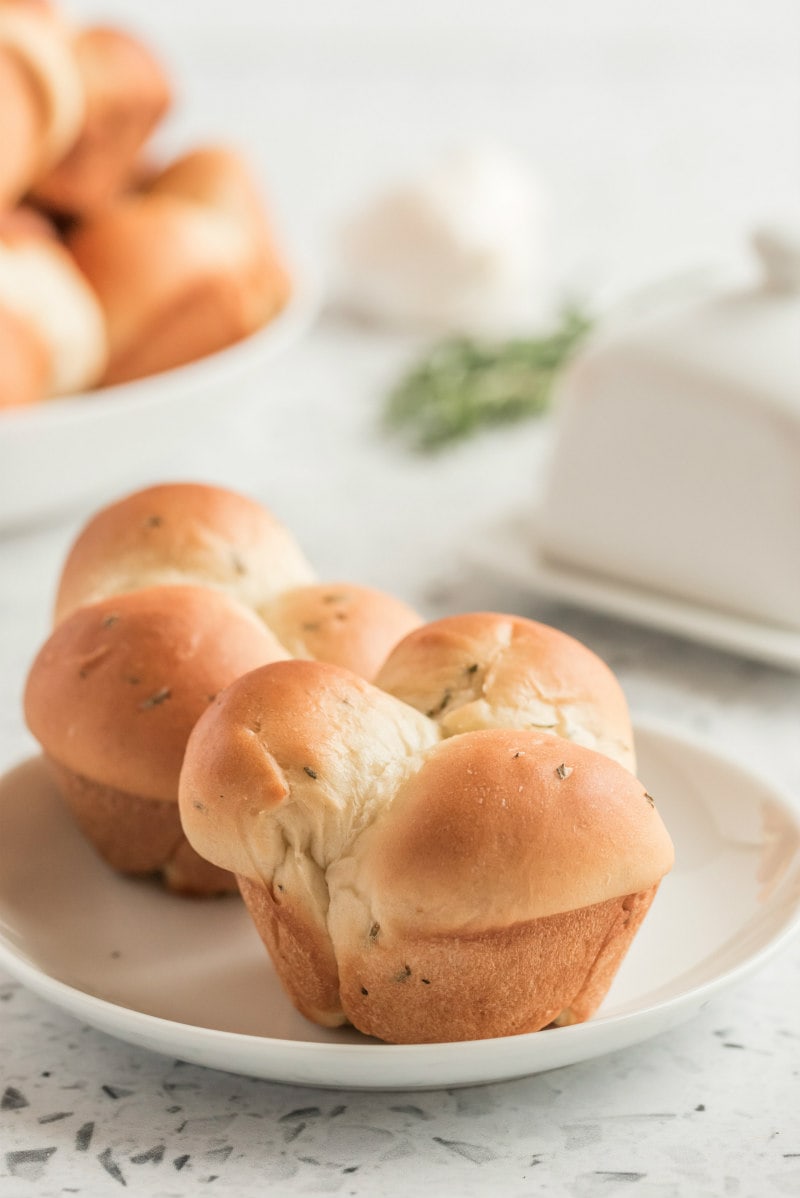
[0,218,107,394]
[54,482,421,678]
[0,1,84,208]
[25,585,289,894]
[32,25,171,216]
[67,147,292,384]
[375,612,636,771]
[179,657,674,1041]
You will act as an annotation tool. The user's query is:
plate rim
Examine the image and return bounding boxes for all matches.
[467,513,800,671]
[1,720,799,1084]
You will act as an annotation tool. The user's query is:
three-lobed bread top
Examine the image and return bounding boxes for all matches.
[25,584,288,802]
[179,649,673,925]
[375,611,636,771]
[54,482,421,680]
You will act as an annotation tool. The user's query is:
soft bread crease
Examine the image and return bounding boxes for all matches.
[180,662,439,1020]
[374,613,636,771]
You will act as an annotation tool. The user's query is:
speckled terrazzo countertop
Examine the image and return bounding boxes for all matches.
[1,955,799,1196]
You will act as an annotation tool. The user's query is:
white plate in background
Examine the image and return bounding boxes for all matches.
[467,514,800,673]
[0,268,318,531]
[0,723,798,1090]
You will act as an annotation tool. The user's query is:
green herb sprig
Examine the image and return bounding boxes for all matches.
[385,305,592,452]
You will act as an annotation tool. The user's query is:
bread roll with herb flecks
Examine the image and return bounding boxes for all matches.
[54,482,421,680]
[374,611,636,771]
[0,216,107,395]
[179,655,673,1040]
[24,585,288,894]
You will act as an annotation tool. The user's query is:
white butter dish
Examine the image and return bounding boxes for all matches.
[538,229,800,632]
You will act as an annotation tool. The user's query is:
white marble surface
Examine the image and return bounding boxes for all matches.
[2,1,800,1194]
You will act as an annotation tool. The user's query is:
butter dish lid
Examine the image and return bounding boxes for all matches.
[537,223,800,638]
[593,225,800,416]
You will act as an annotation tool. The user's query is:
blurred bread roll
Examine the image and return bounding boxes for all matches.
[0,300,49,408]
[0,0,84,207]
[67,147,292,384]
[24,585,289,893]
[32,25,171,216]
[0,215,107,394]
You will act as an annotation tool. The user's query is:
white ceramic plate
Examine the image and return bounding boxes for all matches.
[468,515,800,673]
[0,268,318,530]
[0,724,798,1091]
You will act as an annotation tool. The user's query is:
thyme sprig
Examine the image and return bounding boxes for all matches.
[385,305,592,452]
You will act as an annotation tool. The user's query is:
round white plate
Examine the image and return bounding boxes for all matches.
[467,514,800,673]
[0,724,798,1091]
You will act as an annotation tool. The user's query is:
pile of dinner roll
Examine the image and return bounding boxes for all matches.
[0,0,290,409]
[24,481,674,1043]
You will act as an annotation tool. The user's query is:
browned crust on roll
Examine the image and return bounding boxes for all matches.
[348,729,670,932]
[237,874,344,1027]
[375,611,636,771]
[262,582,421,681]
[48,758,235,895]
[552,883,659,1026]
[179,658,674,1039]
[54,482,315,623]
[32,25,171,216]
[334,888,658,1044]
[237,874,659,1042]
[25,585,288,801]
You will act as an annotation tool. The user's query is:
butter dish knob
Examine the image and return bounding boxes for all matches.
[751,222,800,293]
